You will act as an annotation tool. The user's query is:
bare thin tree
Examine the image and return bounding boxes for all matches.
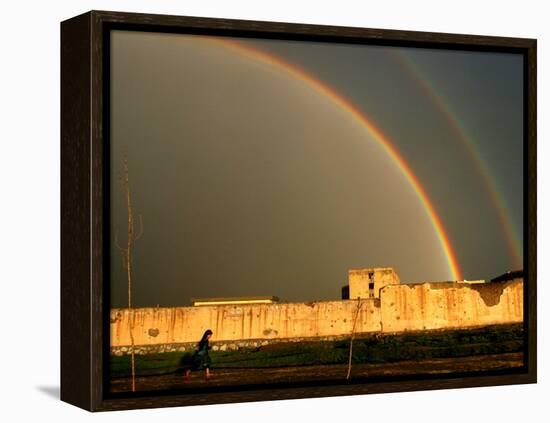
[346,297,363,380]
[114,157,143,393]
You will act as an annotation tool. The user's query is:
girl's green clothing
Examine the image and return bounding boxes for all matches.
[191,339,211,370]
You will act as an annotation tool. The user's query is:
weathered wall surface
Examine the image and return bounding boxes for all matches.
[110,279,523,347]
[111,299,381,347]
[379,279,523,333]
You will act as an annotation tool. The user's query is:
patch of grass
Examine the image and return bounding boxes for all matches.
[110,324,524,378]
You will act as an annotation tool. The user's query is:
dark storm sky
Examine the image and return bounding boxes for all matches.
[109,31,523,308]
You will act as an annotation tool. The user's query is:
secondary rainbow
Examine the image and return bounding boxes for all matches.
[202,37,463,281]
[390,50,522,269]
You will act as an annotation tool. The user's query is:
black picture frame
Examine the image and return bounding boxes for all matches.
[60,10,537,412]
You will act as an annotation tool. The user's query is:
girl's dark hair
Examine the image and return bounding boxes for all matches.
[198,329,213,346]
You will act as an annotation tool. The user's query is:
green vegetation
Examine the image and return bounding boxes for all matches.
[110,324,524,378]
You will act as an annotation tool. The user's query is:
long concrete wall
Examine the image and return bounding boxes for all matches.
[110,279,523,347]
[111,299,381,347]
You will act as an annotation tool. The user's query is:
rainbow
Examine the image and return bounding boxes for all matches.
[202,37,463,281]
[391,50,523,268]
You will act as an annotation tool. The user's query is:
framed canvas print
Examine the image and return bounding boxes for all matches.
[60,10,537,411]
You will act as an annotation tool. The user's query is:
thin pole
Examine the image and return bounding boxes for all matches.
[346,297,362,380]
[115,157,143,392]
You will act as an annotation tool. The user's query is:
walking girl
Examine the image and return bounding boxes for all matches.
[183,329,213,379]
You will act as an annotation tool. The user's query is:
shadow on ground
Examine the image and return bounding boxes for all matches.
[36,386,60,400]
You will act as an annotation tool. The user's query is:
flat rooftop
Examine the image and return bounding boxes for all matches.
[191,296,280,307]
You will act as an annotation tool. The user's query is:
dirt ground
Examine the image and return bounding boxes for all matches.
[110,352,523,393]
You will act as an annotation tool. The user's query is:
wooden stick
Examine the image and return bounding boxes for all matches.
[346,297,362,380]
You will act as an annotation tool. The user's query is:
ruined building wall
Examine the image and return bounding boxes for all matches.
[347,267,400,299]
[111,299,381,347]
[379,278,523,333]
[110,278,523,347]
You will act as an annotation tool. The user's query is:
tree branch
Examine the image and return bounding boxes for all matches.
[114,232,126,253]
[134,214,143,242]
[120,251,128,270]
